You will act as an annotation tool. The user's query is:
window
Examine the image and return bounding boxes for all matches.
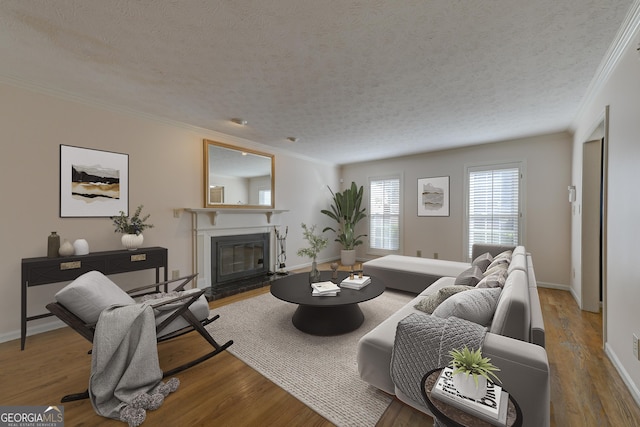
[369,176,401,253]
[258,189,271,205]
[466,163,522,259]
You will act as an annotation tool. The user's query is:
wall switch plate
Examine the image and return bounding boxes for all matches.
[416,250,422,257]
[433,252,439,259]
[634,334,639,361]
[172,270,180,280]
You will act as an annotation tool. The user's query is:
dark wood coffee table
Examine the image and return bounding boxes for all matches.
[270,270,385,335]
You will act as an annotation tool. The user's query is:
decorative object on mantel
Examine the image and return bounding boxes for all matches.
[275,226,289,275]
[47,232,60,258]
[321,182,367,266]
[59,240,75,257]
[73,239,90,255]
[111,205,154,251]
[296,223,328,285]
[449,346,501,400]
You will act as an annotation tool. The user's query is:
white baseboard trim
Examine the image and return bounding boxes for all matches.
[605,342,640,408]
[537,281,571,291]
[0,319,67,345]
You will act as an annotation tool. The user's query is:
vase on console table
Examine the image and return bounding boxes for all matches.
[309,259,321,284]
[121,233,144,250]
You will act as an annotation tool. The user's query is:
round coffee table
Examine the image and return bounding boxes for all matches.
[270,270,385,335]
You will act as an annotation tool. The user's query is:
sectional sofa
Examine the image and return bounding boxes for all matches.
[358,245,550,427]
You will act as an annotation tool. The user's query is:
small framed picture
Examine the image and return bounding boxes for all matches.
[417,176,450,217]
[60,145,129,217]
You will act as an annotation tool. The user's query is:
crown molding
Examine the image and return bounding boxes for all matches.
[571,0,640,129]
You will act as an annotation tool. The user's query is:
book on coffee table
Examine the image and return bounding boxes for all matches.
[340,276,371,290]
[431,367,508,427]
[311,281,341,295]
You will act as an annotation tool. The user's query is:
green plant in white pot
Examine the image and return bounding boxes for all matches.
[449,346,501,400]
[111,205,154,250]
[321,182,367,266]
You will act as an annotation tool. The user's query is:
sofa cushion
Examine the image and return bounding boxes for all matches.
[454,266,484,286]
[471,252,493,272]
[414,285,473,314]
[476,269,508,288]
[490,269,530,341]
[483,263,508,277]
[432,287,502,326]
[487,256,510,271]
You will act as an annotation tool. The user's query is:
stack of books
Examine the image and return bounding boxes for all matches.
[340,275,371,290]
[431,367,508,427]
[311,281,341,296]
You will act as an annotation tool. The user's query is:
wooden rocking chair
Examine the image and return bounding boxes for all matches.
[46,270,233,402]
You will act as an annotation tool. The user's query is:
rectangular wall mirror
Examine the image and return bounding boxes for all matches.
[204,139,275,208]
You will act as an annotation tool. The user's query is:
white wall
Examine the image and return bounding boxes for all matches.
[342,132,573,287]
[571,22,640,403]
[0,82,339,342]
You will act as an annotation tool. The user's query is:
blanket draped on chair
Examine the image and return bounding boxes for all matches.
[89,303,179,426]
[391,313,487,407]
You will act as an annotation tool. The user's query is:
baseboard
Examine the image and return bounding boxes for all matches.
[605,342,640,408]
[0,319,66,345]
[537,281,571,291]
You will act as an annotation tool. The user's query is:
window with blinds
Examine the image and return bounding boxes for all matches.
[369,176,401,253]
[466,164,522,259]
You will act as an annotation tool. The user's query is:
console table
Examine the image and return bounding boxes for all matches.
[21,246,168,350]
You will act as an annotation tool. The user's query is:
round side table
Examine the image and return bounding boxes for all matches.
[420,368,523,427]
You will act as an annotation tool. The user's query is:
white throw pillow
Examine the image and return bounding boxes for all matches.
[432,287,502,326]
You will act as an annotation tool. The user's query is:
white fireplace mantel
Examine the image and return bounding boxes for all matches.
[186,208,288,226]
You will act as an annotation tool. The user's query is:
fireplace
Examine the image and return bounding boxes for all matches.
[208,232,272,299]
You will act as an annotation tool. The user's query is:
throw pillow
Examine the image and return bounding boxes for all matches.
[493,250,512,262]
[454,266,484,287]
[487,257,509,270]
[483,263,508,277]
[471,252,493,272]
[414,285,474,314]
[476,269,508,288]
[432,287,502,326]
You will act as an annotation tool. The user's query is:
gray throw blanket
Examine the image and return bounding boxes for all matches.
[89,303,179,426]
[390,313,487,407]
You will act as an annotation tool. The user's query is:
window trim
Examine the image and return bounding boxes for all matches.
[464,161,526,261]
[367,174,403,256]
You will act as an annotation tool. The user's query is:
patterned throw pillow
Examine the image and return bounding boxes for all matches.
[414,285,474,314]
[432,287,502,326]
[476,269,508,288]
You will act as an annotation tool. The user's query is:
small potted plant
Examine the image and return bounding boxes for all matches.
[449,346,501,400]
[297,223,328,284]
[111,205,154,250]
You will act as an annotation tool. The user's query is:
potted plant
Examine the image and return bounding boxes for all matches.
[297,223,328,284]
[111,205,154,250]
[449,346,501,400]
[321,181,367,266]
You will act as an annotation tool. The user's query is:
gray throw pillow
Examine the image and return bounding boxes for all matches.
[432,287,502,326]
[476,269,508,288]
[471,252,493,272]
[414,285,473,314]
[454,266,484,287]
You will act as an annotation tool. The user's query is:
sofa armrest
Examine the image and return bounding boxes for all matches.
[483,333,550,427]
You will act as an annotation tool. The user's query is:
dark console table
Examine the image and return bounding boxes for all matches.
[21,246,168,350]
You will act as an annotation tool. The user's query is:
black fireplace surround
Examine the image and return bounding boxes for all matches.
[208,233,272,299]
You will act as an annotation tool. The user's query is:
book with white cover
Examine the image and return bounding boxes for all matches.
[312,289,339,296]
[311,281,341,294]
[431,367,508,427]
[340,276,371,290]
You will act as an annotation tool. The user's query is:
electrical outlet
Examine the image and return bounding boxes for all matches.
[172,270,180,280]
[416,250,422,257]
[433,252,439,259]
[634,334,639,361]
[173,209,181,218]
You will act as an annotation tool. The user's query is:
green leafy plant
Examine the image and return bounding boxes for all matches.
[321,182,367,250]
[111,205,154,235]
[449,346,501,385]
[296,223,328,259]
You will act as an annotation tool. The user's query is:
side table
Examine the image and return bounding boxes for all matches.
[421,368,523,427]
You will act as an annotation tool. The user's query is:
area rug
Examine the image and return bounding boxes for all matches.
[206,289,413,427]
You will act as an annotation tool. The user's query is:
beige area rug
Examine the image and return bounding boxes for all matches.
[206,288,413,427]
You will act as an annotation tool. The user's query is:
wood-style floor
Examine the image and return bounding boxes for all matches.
[2,272,640,426]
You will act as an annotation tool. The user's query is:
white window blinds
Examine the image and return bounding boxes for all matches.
[467,165,521,259]
[369,177,400,251]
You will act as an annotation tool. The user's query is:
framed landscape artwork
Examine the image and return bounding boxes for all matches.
[60,145,129,217]
[417,176,450,217]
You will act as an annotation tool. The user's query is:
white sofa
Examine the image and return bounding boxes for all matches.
[358,245,550,427]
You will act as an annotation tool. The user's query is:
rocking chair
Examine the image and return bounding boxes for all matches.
[46,270,233,402]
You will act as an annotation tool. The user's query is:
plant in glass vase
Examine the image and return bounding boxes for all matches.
[296,223,328,284]
[111,205,154,250]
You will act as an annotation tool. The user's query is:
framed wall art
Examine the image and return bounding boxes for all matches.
[417,176,449,217]
[60,145,129,217]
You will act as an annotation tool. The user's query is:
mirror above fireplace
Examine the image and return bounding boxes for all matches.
[204,139,275,209]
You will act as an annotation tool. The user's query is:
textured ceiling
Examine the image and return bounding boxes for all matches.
[0,1,634,164]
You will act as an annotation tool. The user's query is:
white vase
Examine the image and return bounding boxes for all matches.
[452,373,487,400]
[341,249,356,266]
[121,233,144,250]
[58,240,75,257]
[73,239,89,255]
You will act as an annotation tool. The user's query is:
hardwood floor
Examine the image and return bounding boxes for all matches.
[2,276,639,426]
